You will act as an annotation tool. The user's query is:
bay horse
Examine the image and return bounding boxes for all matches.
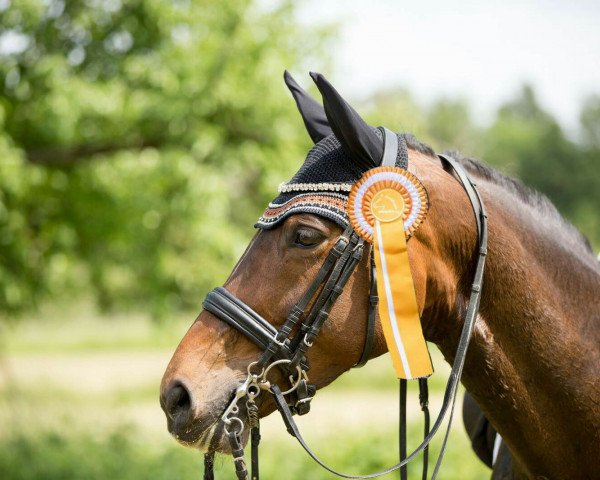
[160,71,600,479]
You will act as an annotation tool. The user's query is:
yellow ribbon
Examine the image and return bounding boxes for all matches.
[371,189,433,379]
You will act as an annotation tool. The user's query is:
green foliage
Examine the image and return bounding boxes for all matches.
[580,95,600,147]
[0,429,203,480]
[0,0,324,316]
[0,425,489,480]
[0,1,598,319]
[478,86,600,247]
[426,97,473,152]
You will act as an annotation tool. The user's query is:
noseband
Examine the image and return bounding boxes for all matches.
[204,224,366,407]
[202,153,488,480]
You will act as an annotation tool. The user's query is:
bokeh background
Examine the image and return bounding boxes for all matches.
[0,1,598,479]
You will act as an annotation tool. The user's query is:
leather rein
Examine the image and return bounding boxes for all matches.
[201,153,488,480]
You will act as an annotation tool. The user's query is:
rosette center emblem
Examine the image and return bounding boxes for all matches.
[347,166,429,242]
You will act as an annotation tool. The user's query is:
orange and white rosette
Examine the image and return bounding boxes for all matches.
[348,166,433,379]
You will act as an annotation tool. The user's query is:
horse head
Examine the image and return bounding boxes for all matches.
[159,71,466,452]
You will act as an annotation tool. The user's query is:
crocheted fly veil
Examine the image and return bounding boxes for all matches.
[257,71,408,229]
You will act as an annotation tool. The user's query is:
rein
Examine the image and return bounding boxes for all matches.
[201,153,488,479]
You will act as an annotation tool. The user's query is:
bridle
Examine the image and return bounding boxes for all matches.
[202,150,488,480]
[201,148,488,480]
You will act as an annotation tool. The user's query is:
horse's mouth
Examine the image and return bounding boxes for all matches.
[169,397,252,454]
[174,418,251,454]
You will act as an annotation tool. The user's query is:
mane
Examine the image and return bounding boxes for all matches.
[401,134,594,255]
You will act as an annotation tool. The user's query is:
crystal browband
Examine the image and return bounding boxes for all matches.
[277,182,354,193]
[256,192,349,230]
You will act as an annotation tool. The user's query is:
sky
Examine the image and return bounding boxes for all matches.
[295,0,600,135]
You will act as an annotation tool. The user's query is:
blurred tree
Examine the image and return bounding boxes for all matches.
[361,89,476,154]
[580,95,600,148]
[480,85,576,203]
[0,1,597,319]
[425,97,474,152]
[362,88,429,140]
[0,0,331,317]
[577,95,600,247]
[479,85,599,246]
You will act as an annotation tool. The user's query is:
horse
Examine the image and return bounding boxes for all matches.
[160,71,600,479]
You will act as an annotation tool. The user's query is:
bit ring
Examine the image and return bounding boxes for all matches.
[223,416,244,436]
[262,359,305,395]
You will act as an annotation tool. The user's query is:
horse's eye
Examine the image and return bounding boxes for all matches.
[293,228,325,248]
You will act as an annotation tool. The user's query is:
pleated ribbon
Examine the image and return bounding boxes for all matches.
[348,168,433,379]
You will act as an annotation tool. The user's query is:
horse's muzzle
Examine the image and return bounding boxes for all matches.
[160,380,205,445]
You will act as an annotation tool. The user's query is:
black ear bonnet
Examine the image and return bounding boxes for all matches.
[255,72,409,230]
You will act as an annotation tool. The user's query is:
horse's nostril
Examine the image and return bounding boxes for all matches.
[164,383,192,420]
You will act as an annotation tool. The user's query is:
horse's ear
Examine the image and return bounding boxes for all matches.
[310,72,383,171]
[284,70,332,144]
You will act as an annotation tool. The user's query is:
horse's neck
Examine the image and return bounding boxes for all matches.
[432,181,600,478]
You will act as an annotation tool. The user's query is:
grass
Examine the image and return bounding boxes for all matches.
[1,303,192,354]
[0,309,490,479]
[0,429,203,480]
[0,423,488,480]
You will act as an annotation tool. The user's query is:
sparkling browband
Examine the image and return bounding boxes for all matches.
[256,192,349,230]
[277,182,353,193]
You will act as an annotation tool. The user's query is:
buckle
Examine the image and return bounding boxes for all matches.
[290,380,316,416]
[333,236,349,255]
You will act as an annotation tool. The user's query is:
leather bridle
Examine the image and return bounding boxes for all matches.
[201,149,488,480]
